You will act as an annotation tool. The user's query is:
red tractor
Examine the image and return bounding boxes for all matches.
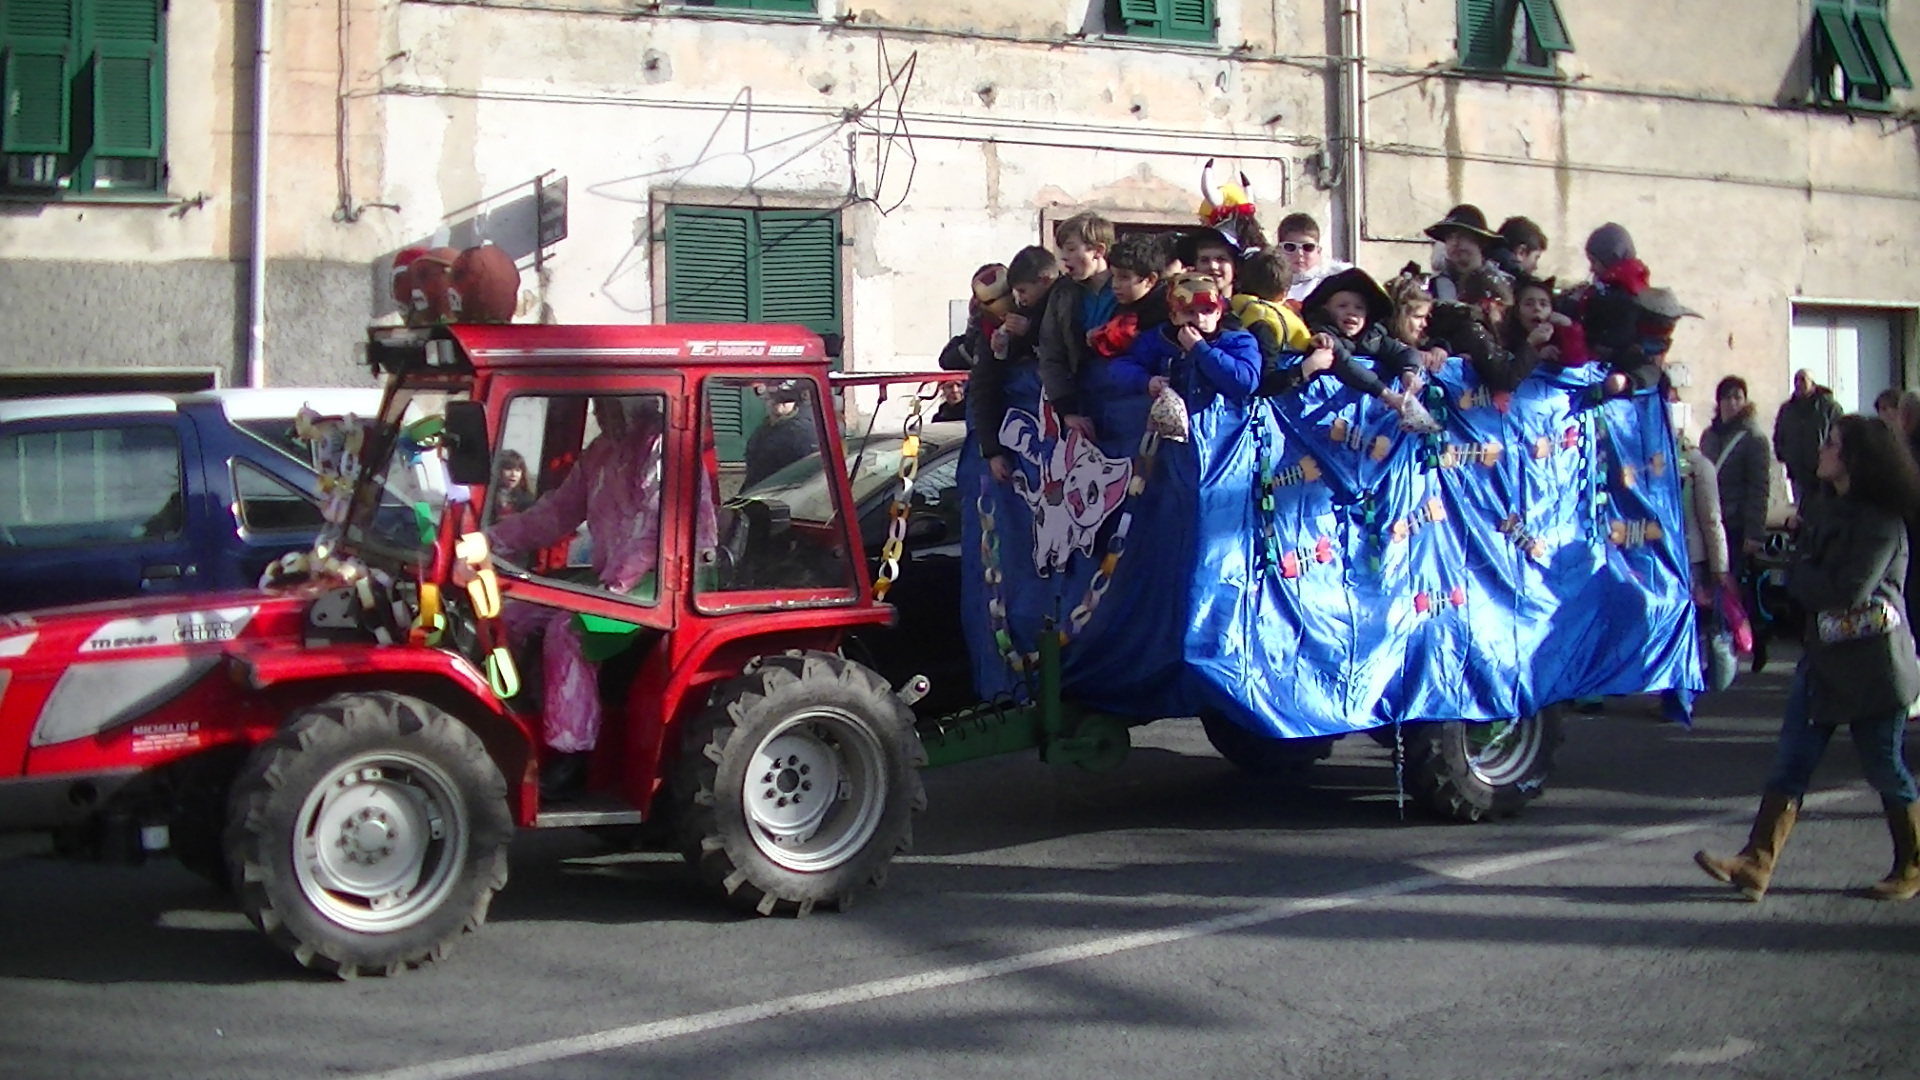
[0,324,932,976]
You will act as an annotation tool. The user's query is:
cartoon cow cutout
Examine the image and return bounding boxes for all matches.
[999,401,1133,576]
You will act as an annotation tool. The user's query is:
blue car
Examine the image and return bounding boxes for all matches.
[0,388,382,613]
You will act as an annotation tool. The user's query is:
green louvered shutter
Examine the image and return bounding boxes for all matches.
[1116,0,1162,31]
[1516,0,1572,52]
[1815,0,1880,86]
[666,206,753,323]
[1458,0,1509,70]
[1165,0,1214,42]
[744,0,813,11]
[91,0,163,157]
[667,207,754,459]
[1854,2,1912,90]
[755,211,840,336]
[2,0,77,154]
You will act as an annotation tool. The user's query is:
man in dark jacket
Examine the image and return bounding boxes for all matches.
[1773,369,1842,505]
[742,381,820,488]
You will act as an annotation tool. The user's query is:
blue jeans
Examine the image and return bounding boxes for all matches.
[1765,659,1919,805]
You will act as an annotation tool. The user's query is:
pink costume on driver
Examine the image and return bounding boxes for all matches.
[487,399,715,753]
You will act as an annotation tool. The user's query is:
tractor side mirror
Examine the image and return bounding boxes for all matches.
[442,401,493,486]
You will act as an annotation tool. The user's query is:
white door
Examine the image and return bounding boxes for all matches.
[1789,306,1900,414]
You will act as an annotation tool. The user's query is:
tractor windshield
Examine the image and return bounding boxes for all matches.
[336,382,470,574]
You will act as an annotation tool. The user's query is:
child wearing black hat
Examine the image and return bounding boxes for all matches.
[1299,268,1442,433]
[1424,204,1510,302]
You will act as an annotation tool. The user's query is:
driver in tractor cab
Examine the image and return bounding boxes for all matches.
[468,396,715,802]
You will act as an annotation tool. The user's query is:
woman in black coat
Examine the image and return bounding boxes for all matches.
[1695,415,1920,902]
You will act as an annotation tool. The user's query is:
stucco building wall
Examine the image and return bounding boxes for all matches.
[1,0,1915,438]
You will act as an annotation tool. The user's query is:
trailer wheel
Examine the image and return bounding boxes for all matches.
[1403,708,1564,822]
[1199,710,1337,779]
[674,651,925,915]
[225,692,512,977]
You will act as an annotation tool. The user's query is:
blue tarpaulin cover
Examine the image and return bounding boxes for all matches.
[958,355,1702,740]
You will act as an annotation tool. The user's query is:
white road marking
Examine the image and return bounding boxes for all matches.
[350,788,1864,1080]
[1665,1036,1759,1065]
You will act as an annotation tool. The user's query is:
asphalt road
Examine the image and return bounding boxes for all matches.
[3,656,1918,1080]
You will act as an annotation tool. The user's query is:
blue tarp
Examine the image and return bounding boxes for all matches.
[958,355,1702,739]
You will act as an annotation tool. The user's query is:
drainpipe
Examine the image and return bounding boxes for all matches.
[246,0,273,387]
[1336,0,1367,263]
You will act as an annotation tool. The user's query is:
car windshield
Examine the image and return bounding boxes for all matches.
[337,383,469,573]
[738,425,960,523]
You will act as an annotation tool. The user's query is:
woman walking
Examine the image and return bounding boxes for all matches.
[1694,415,1920,901]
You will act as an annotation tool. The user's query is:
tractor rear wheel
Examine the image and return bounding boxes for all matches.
[224,692,513,977]
[1402,708,1564,822]
[1199,710,1338,779]
[674,651,925,915]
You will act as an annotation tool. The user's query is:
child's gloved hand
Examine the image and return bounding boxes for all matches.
[1176,326,1204,352]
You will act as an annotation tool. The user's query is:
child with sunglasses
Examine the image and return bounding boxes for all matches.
[1276,212,1352,308]
[1109,272,1263,407]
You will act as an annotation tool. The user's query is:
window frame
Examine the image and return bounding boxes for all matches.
[0,0,168,200]
[1812,0,1912,112]
[1457,0,1574,79]
[229,457,326,537]
[0,418,186,549]
[479,386,681,624]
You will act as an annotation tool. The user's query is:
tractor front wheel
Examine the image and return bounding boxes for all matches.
[224,692,513,977]
[1199,710,1338,780]
[674,651,925,915]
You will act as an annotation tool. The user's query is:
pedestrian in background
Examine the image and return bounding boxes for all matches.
[1694,414,1920,902]
[1700,377,1771,592]
[1773,369,1841,506]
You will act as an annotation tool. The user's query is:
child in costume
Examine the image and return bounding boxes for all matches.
[1299,268,1443,432]
[1558,222,1663,402]
[975,245,1062,484]
[1229,249,1326,397]
[1111,271,1264,407]
[939,262,1013,371]
[1087,233,1170,360]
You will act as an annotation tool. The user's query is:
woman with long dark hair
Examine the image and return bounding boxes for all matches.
[1695,415,1920,901]
[490,449,535,519]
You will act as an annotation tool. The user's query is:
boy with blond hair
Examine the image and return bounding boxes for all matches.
[1036,211,1117,438]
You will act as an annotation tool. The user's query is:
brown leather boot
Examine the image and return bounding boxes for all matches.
[1868,800,1920,901]
[1694,791,1797,901]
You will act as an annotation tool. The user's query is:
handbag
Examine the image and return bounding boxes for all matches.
[1816,598,1903,644]
[1716,578,1754,656]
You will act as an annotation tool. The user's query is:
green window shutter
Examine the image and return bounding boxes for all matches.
[1117,0,1163,28]
[1516,0,1572,52]
[705,379,747,462]
[666,206,753,323]
[2,0,77,154]
[755,210,840,335]
[746,0,813,11]
[1166,0,1214,42]
[1458,0,1509,70]
[1815,1,1879,87]
[91,0,163,157]
[1854,7,1912,90]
